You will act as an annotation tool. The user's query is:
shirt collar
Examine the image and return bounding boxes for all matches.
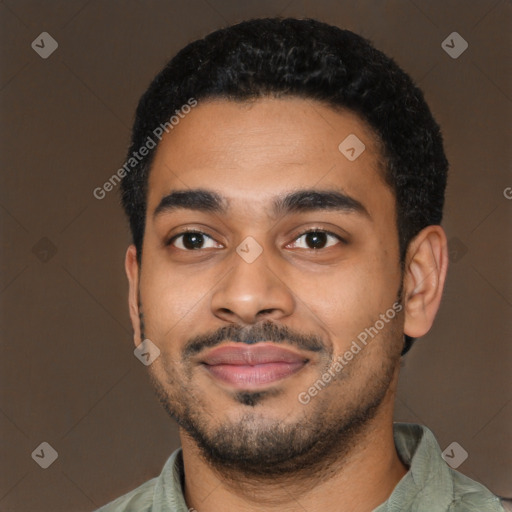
[151,423,453,512]
[374,423,454,511]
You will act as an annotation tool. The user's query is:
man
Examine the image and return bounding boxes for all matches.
[96,17,505,512]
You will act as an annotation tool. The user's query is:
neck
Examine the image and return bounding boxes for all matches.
[181,394,408,512]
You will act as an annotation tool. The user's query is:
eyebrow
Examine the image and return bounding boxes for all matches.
[153,188,370,219]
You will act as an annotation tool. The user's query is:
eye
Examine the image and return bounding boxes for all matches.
[288,229,343,250]
[167,230,222,251]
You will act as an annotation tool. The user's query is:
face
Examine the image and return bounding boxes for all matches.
[128,97,405,477]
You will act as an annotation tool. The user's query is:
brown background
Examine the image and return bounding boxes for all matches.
[0,1,511,510]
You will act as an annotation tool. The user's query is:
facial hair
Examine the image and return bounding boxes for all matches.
[144,302,404,482]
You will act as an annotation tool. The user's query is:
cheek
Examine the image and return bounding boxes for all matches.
[290,253,399,343]
[138,258,212,343]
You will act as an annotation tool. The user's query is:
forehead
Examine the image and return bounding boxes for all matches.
[146,97,391,216]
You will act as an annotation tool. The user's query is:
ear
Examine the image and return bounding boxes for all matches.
[125,244,142,346]
[403,226,449,338]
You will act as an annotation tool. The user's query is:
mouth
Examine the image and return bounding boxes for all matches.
[200,343,309,389]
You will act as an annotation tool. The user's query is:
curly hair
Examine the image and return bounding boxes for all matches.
[120,17,448,355]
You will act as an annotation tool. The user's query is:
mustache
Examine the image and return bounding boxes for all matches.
[182,320,326,359]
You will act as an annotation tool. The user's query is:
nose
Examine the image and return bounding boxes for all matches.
[210,244,295,325]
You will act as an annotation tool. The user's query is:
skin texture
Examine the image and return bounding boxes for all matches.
[125,97,449,511]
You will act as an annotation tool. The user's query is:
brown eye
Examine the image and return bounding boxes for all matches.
[168,231,220,251]
[289,230,342,250]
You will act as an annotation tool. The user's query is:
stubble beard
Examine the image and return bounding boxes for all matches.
[147,320,402,483]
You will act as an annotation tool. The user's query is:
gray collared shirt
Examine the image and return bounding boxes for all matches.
[95,423,505,511]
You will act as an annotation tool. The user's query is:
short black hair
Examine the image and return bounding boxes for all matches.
[120,17,448,355]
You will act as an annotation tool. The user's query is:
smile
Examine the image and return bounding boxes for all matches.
[200,343,309,389]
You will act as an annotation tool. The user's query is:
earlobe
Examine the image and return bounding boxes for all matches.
[403,226,449,338]
[125,245,141,345]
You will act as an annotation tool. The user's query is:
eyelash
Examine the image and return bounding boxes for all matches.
[166,228,345,251]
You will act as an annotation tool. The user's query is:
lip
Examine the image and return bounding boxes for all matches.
[200,343,309,388]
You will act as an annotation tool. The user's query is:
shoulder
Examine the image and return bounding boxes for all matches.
[94,477,157,512]
[447,469,505,511]
[391,423,505,512]
[93,448,185,512]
